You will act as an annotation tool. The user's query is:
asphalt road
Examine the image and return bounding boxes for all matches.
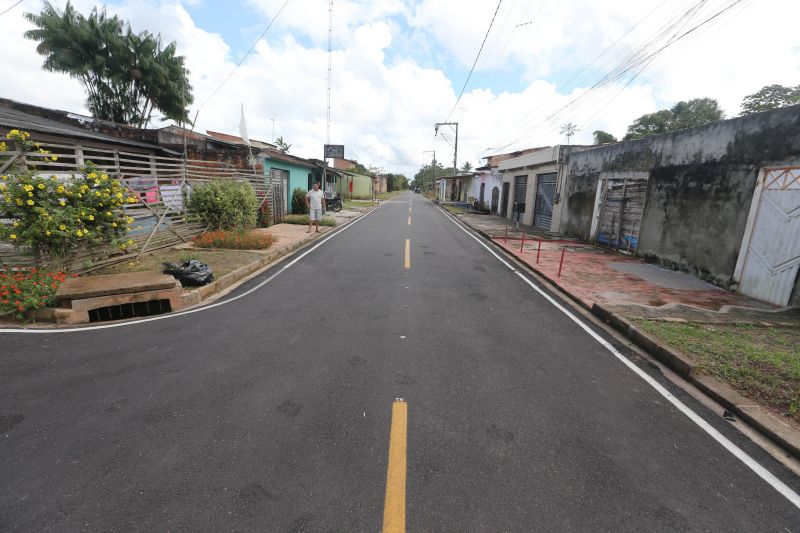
[2,192,799,531]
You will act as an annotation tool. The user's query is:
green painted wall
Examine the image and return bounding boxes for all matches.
[338,173,373,199]
[262,157,319,214]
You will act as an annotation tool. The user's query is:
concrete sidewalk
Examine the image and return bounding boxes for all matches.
[457,212,791,322]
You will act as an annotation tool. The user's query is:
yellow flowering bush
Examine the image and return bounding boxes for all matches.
[0,131,139,269]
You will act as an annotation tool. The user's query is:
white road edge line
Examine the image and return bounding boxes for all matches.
[436,202,800,510]
[0,205,383,334]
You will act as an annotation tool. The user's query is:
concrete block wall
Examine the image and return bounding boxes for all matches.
[561,105,800,289]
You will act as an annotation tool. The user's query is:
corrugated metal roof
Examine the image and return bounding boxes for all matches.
[0,107,169,152]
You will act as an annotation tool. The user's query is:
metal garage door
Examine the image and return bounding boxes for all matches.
[533,172,557,230]
[512,176,527,222]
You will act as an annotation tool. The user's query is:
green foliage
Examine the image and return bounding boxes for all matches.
[282,214,336,226]
[740,84,800,116]
[624,98,724,140]
[412,162,451,190]
[275,136,291,153]
[0,131,137,269]
[291,187,308,214]
[384,173,409,192]
[188,179,257,230]
[24,1,193,127]
[460,161,473,172]
[593,130,617,144]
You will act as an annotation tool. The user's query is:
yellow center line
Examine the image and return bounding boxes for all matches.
[404,239,411,269]
[382,399,408,533]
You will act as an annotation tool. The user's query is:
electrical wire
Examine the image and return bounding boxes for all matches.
[0,0,23,17]
[444,0,504,122]
[196,0,293,111]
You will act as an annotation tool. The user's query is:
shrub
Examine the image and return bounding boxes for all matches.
[0,267,76,320]
[291,187,308,214]
[193,229,274,250]
[189,179,257,230]
[282,214,336,226]
[0,130,138,269]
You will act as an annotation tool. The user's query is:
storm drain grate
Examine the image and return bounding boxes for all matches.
[88,299,172,323]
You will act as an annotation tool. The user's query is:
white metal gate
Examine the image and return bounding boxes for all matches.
[737,167,800,306]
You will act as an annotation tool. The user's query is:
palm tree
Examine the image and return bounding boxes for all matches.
[560,122,579,145]
[461,161,473,173]
[24,1,193,127]
[275,136,291,153]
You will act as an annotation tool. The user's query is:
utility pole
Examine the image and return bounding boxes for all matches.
[270,118,275,142]
[434,122,458,174]
[322,0,333,194]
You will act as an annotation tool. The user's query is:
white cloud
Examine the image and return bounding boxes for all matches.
[1,0,799,175]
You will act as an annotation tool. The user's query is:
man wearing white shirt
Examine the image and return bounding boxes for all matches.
[305,182,326,233]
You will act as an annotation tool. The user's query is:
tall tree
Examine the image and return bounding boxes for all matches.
[560,122,579,144]
[624,98,724,140]
[24,1,192,127]
[740,84,800,116]
[461,161,473,172]
[593,130,617,144]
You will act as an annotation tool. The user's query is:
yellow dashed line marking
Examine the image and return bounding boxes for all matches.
[382,399,408,533]
[404,239,411,269]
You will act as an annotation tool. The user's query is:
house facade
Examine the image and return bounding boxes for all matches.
[498,145,592,231]
[260,150,321,214]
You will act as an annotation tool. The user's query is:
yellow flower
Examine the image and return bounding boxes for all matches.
[15,199,22,206]
[46,231,51,236]
[37,183,45,190]
[112,222,118,227]
[100,174,108,181]
[56,186,65,193]
[59,200,66,206]
[87,215,94,221]
[51,175,58,181]
[0,183,5,190]
[28,192,33,197]
[1,175,7,180]
[106,211,112,216]
[9,234,16,240]
[26,200,34,206]
[75,229,83,237]
[59,225,66,230]
[12,221,18,227]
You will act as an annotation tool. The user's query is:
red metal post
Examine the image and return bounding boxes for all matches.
[536,239,542,264]
[558,248,566,278]
[519,232,525,253]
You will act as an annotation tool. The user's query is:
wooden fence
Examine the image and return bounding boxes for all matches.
[1,138,276,273]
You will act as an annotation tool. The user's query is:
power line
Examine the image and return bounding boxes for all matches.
[0,0,23,17]
[444,0,504,122]
[197,0,293,111]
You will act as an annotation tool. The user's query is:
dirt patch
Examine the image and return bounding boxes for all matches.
[88,248,265,282]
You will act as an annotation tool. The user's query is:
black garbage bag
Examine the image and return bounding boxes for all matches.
[162,259,214,287]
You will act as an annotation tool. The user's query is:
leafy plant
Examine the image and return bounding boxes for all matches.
[188,179,257,230]
[193,229,274,250]
[0,267,76,320]
[275,136,291,153]
[0,131,138,269]
[282,214,336,226]
[740,84,800,116]
[24,1,193,127]
[291,187,308,214]
[624,98,724,140]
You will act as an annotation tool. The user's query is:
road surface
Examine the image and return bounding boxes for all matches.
[2,192,799,531]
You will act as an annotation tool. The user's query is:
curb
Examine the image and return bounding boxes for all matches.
[455,212,800,462]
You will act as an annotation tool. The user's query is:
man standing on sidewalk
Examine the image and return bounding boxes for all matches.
[305,182,326,234]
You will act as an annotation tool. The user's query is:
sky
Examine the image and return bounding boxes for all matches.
[1,0,799,176]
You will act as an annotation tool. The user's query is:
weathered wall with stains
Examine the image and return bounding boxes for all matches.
[561,105,800,288]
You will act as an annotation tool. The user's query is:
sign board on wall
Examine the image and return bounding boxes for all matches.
[324,144,345,158]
